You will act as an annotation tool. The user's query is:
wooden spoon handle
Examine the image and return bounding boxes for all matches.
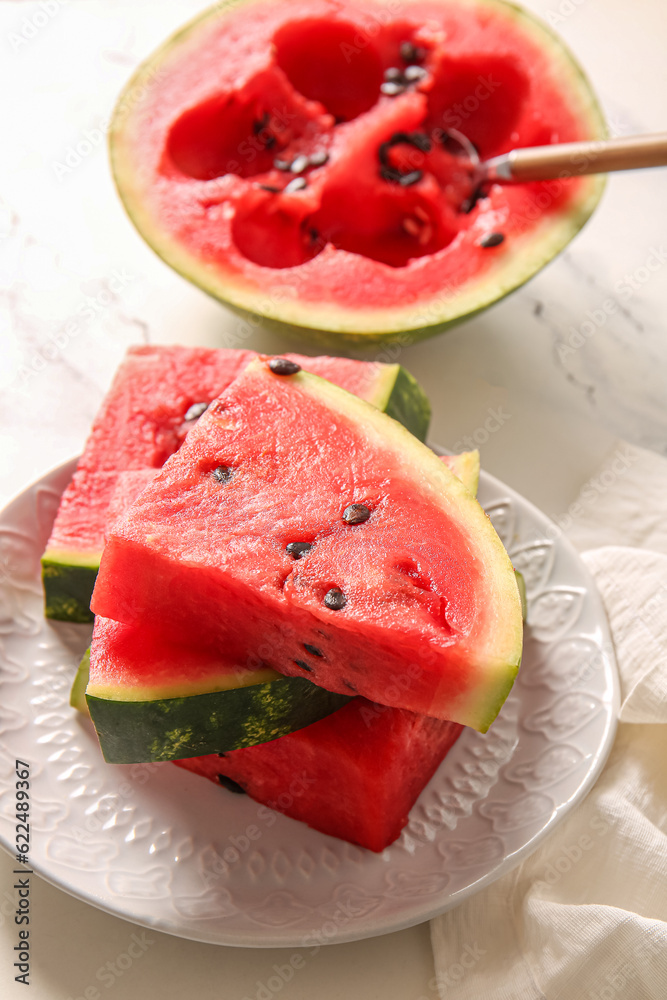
[485,133,667,183]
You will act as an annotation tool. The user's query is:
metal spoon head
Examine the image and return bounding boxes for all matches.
[439,129,487,211]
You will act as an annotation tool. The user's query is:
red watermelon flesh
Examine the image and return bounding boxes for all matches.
[76,345,411,474]
[175,698,463,852]
[88,614,275,698]
[76,347,252,474]
[92,359,522,731]
[43,345,429,598]
[88,450,478,701]
[106,469,160,532]
[45,470,128,565]
[44,469,159,572]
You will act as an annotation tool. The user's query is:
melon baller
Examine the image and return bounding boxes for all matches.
[444,129,667,209]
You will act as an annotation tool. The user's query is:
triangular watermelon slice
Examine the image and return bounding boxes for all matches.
[42,344,430,621]
[92,358,522,731]
[78,450,477,764]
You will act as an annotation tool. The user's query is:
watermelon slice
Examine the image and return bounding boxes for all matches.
[84,618,349,763]
[175,699,463,852]
[92,359,523,730]
[109,0,605,344]
[43,345,430,621]
[80,450,478,763]
[69,650,462,852]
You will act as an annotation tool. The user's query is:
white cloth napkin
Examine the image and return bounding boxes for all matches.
[430,443,667,999]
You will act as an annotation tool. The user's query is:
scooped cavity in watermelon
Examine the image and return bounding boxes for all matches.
[92,359,523,731]
[42,345,430,621]
[110,0,606,343]
[175,699,463,852]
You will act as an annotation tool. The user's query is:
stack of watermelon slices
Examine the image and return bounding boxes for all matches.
[51,347,523,852]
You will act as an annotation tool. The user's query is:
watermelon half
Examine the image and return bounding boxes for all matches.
[110,0,606,344]
[92,359,523,731]
[42,345,430,621]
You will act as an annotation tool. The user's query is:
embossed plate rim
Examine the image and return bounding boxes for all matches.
[0,455,619,947]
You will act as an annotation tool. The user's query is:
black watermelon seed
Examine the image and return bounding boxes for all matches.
[252,112,270,134]
[269,357,301,376]
[460,186,484,214]
[259,184,281,193]
[217,775,246,794]
[380,166,403,183]
[286,541,312,558]
[479,231,505,248]
[284,176,307,193]
[274,158,292,171]
[290,154,309,174]
[409,131,432,152]
[184,401,208,421]
[380,81,405,97]
[308,150,329,167]
[211,465,233,483]
[217,752,227,758]
[399,170,423,186]
[400,41,425,64]
[342,503,371,525]
[324,588,347,611]
[303,643,323,658]
[264,135,276,149]
[293,659,313,672]
[342,680,358,692]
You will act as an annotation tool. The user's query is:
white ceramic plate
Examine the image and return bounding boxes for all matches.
[0,456,619,947]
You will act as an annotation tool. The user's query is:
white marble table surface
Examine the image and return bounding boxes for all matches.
[0,1,665,997]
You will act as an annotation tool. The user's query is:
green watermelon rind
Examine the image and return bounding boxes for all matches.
[70,649,91,713]
[79,654,350,764]
[41,360,430,623]
[42,556,99,623]
[108,0,607,345]
[442,449,480,497]
[372,364,432,443]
